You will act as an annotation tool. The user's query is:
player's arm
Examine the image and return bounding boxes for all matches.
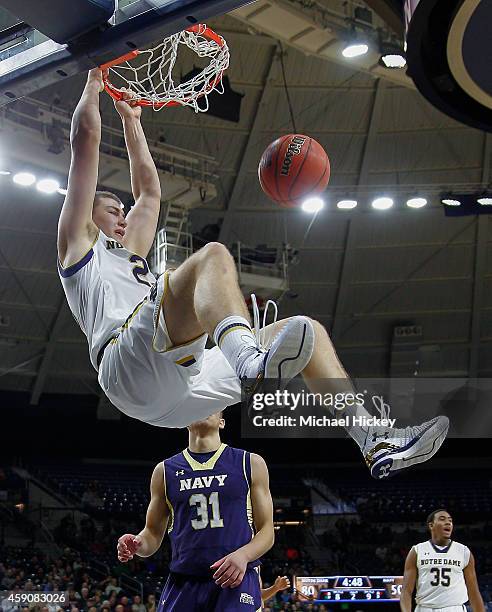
[113,94,161,258]
[400,547,417,612]
[464,552,486,612]
[244,452,275,560]
[57,69,103,266]
[211,453,274,589]
[261,576,290,604]
[117,462,169,561]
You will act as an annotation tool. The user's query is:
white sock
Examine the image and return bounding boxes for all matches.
[338,401,373,449]
[213,316,258,378]
[320,385,375,449]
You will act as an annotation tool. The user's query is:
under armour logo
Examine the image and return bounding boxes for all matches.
[372,431,390,442]
[239,593,254,605]
[379,465,391,477]
[176,470,185,476]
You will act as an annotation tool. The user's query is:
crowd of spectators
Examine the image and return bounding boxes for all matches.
[1,539,491,611]
[1,475,492,611]
[0,546,157,612]
[0,544,323,611]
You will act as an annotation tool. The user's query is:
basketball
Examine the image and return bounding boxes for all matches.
[258,134,330,208]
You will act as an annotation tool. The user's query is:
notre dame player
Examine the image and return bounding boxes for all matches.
[117,411,272,611]
[59,69,449,480]
[400,509,485,612]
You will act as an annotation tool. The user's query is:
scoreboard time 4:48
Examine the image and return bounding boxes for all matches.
[295,576,404,603]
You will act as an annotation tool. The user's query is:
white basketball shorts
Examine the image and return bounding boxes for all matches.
[415,606,467,612]
[98,272,242,427]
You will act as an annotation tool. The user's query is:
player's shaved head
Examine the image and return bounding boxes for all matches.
[94,190,124,209]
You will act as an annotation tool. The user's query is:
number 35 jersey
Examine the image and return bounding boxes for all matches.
[414,540,470,608]
[163,444,259,577]
[58,232,155,370]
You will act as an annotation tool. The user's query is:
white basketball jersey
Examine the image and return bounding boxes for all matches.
[58,232,156,370]
[415,540,470,608]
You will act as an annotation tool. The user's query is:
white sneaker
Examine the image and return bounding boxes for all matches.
[243,316,314,401]
[363,416,449,479]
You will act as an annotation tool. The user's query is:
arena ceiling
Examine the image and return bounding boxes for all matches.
[363,0,403,35]
[0,0,491,404]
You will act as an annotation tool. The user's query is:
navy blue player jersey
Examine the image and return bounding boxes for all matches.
[163,444,259,577]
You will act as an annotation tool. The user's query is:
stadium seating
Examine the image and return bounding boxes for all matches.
[30,461,492,521]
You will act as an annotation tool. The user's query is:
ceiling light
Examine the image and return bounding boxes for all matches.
[13,172,36,186]
[0,170,11,176]
[372,197,393,210]
[442,198,461,206]
[337,199,358,210]
[406,197,427,208]
[379,43,406,69]
[381,53,406,68]
[302,197,324,213]
[57,187,68,195]
[37,178,60,194]
[477,197,492,205]
[342,43,369,58]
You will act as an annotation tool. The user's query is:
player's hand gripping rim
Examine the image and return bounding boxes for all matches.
[117,534,142,562]
[210,550,249,589]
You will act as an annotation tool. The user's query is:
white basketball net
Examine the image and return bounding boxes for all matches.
[103,25,230,113]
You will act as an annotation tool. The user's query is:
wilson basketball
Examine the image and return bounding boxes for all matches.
[258,134,330,207]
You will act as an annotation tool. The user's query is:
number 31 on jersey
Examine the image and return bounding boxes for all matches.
[189,492,224,530]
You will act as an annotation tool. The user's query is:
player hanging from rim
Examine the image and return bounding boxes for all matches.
[57,68,449,479]
[117,411,272,611]
[400,509,485,612]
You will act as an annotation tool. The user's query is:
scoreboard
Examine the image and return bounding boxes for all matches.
[295,576,404,603]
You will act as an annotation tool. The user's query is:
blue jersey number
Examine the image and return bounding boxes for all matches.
[130,254,151,287]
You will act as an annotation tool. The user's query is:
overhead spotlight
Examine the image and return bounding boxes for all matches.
[372,196,393,210]
[0,170,11,176]
[37,178,60,194]
[13,172,36,186]
[57,187,68,196]
[337,199,358,210]
[342,42,369,58]
[379,42,406,69]
[380,53,406,69]
[443,193,492,217]
[302,197,324,213]
[406,197,427,208]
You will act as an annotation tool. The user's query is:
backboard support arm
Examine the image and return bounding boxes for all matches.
[0,0,257,106]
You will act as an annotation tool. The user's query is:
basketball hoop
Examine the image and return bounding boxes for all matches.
[100,24,229,113]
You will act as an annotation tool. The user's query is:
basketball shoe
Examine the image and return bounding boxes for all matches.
[362,415,449,479]
[242,315,315,409]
